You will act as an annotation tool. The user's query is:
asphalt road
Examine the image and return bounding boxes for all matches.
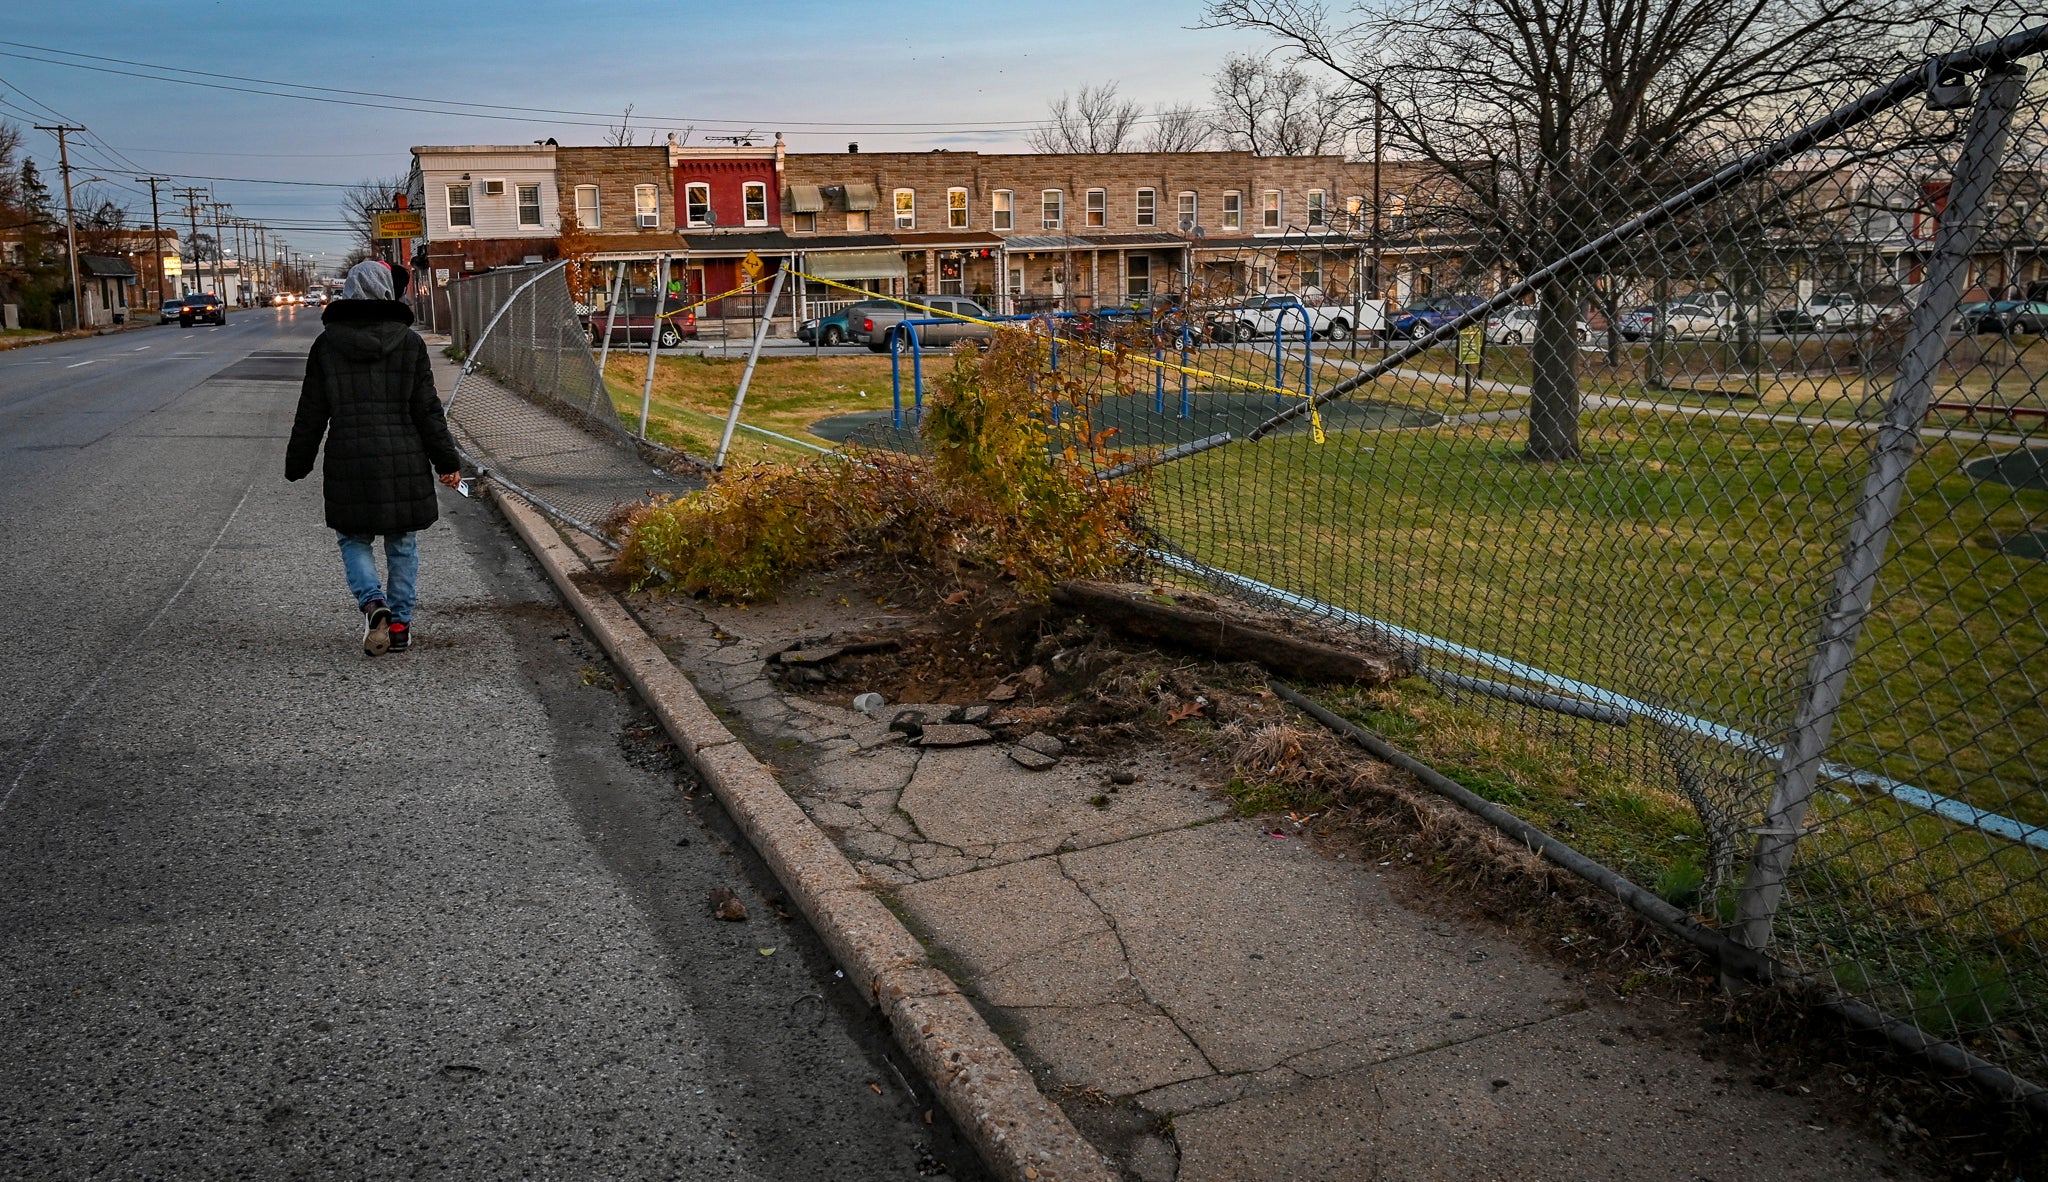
[0,311,982,1180]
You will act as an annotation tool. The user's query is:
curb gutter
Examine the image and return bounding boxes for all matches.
[490,489,1116,1182]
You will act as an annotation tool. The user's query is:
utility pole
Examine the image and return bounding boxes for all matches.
[174,186,207,297]
[135,176,170,309]
[208,202,231,302]
[34,125,87,330]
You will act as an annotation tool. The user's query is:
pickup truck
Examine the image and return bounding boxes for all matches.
[1208,294,1360,343]
[853,296,997,352]
[587,296,700,348]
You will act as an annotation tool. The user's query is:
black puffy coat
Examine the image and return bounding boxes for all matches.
[286,299,460,535]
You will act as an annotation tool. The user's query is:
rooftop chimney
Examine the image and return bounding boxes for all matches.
[848,142,859,154]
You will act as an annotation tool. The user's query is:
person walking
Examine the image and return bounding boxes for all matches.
[286,260,462,655]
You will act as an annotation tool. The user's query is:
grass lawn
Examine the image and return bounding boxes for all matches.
[600,352,903,464]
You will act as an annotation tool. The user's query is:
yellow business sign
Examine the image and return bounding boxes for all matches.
[375,211,425,239]
[1457,326,1485,366]
[739,250,765,281]
[162,256,182,277]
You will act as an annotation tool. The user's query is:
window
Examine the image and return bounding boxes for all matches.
[743,182,768,226]
[1386,193,1407,233]
[1042,189,1063,229]
[1135,188,1155,227]
[894,188,915,230]
[447,184,473,228]
[1307,190,1327,227]
[846,209,869,232]
[1222,191,1242,230]
[1262,190,1281,229]
[636,184,660,229]
[1126,254,1151,297]
[793,211,817,233]
[572,184,599,230]
[992,189,1013,231]
[1086,188,1106,228]
[685,183,711,227]
[947,187,968,229]
[1007,267,1023,297]
[1298,258,1322,290]
[516,183,542,228]
[1177,192,1197,232]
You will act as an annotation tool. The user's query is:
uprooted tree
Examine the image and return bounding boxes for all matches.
[1206,0,1944,460]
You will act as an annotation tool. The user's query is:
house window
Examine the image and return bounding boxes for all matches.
[847,209,869,232]
[1177,192,1197,232]
[1135,188,1155,227]
[1262,190,1281,229]
[1222,191,1242,230]
[1007,266,1023,297]
[946,187,968,229]
[1127,254,1151,297]
[1307,190,1327,227]
[1042,189,1063,230]
[894,188,915,230]
[1086,188,1106,228]
[743,182,768,226]
[516,183,542,227]
[685,183,711,227]
[572,184,599,230]
[447,184,473,228]
[793,211,817,233]
[1386,193,1407,233]
[636,184,660,229]
[1298,257,1323,290]
[992,189,1013,231]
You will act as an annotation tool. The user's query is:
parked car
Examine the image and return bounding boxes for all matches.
[1206,293,1356,343]
[180,293,226,326]
[1958,299,2048,335]
[1618,306,1658,341]
[1803,292,1887,330]
[855,296,997,352]
[587,296,699,348]
[159,298,187,325]
[1386,294,1488,340]
[1483,306,1589,345]
[799,299,894,346]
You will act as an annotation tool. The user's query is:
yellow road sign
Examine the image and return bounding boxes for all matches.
[739,250,765,280]
[1457,326,1485,366]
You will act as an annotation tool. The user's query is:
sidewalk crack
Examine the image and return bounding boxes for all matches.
[1053,853,1224,1078]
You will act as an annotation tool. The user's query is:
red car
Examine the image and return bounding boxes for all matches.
[587,296,698,348]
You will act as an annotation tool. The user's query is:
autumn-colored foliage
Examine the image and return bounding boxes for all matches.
[615,327,1149,601]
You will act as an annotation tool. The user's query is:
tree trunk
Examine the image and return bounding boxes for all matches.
[1525,281,1581,461]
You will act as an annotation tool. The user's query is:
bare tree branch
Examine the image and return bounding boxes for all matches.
[1146,102,1216,152]
[1030,83,1145,153]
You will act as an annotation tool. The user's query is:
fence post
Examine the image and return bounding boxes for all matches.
[715,267,787,469]
[596,260,626,378]
[1732,64,2029,952]
[639,254,671,438]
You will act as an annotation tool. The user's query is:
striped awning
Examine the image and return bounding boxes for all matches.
[802,249,908,281]
[843,183,880,212]
[789,184,824,213]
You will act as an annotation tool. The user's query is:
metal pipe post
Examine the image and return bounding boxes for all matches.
[638,254,670,438]
[714,267,788,468]
[1732,65,2029,951]
[596,260,626,377]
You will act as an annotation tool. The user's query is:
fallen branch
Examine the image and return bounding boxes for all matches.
[1051,581,1404,685]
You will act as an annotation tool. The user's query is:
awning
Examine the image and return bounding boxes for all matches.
[843,183,879,212]
[79,254,138,279]
[789,184,824,213]
[803,249,908,282]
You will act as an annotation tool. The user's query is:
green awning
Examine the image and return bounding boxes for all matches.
[789,184,824,213]
[803,250,907,281]
[843,183,880,212]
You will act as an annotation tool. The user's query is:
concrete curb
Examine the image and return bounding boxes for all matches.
[489,488,1115,1182]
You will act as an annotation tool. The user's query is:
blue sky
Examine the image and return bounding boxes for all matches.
[1,1,1254,268]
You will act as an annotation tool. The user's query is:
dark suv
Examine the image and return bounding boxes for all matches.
[180,293,227,327]
[586,296,698,348]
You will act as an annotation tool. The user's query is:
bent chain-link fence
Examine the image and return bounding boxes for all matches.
[445,262,700,540]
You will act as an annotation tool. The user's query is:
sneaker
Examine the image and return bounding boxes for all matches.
[387,621,411,652]
[362,600,392,656]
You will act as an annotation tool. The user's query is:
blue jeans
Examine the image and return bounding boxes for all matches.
[336,531,419,623]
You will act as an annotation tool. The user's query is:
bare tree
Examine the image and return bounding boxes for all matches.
[1029,82,1145,154]
[1145,101,1216,152]
[606,104,638,148]
[340,174,409,261]
[1210,54,1347,157]
[1206,0,1941,461]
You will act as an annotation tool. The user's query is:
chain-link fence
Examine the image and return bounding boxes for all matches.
[445,262,700,538]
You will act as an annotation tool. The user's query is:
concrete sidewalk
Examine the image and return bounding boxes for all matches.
[619,587,1926,1181]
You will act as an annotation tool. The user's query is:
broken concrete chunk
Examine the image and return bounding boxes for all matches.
[1017,732,1065,758]
[888,711,926,739]
[777,646,846,666]
[707,887,748,922]
[983,683,1018,703]
[1007,747,1058,771]
[960,704,992,724]
[1108,769,1137,785]
[916,724,994,748]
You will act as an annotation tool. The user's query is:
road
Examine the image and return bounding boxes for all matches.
[0,311,982,1180]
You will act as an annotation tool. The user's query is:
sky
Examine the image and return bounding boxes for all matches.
[1,1,1257,271]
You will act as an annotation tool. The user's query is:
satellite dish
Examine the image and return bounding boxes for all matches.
[1191,225,1207,240]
